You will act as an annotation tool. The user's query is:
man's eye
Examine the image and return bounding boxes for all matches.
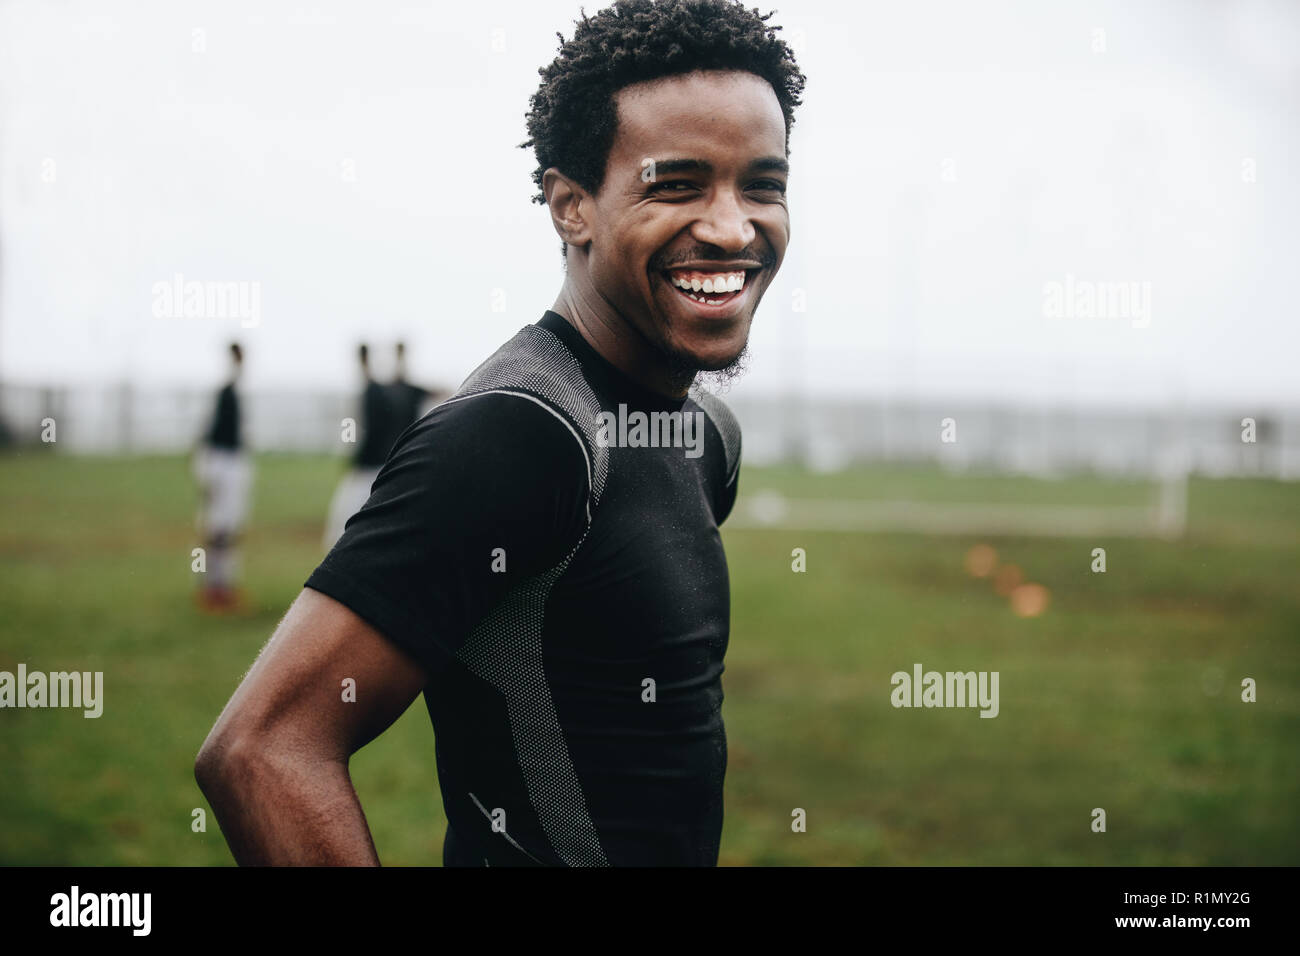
[650,181,695,192]
[749,180,787,194]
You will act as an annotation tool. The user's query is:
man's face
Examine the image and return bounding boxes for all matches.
[583,69,790,376]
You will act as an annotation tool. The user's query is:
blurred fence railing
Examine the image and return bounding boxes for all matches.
[1,382,1296,480]
[730,395,1298,479]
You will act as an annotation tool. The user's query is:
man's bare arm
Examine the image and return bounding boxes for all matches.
[195,587,428,865]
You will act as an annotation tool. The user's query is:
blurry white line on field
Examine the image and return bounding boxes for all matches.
[729,495,1174,538]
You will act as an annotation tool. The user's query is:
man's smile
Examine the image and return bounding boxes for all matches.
[654,263,765,320]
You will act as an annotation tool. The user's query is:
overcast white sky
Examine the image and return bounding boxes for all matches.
[2,0,1298,408]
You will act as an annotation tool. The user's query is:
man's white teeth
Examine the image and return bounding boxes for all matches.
[669,272,746,295]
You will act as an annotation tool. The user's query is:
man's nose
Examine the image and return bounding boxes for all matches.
[690,188,756,252]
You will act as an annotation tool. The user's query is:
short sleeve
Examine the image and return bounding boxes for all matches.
[305,391,591,673]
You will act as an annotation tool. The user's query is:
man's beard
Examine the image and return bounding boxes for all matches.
[664,343,751,395]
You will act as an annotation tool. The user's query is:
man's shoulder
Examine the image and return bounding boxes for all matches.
[400,323,609,506]
[454,324,598,415]
[688,386,742,483]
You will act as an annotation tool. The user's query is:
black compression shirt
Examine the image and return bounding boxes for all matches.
[206,383,240,450]
[305,311,742,866]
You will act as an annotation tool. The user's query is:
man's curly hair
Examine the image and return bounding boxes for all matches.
[522,0,806,207]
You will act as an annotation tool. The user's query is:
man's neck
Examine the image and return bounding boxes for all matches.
[550,278,692,400]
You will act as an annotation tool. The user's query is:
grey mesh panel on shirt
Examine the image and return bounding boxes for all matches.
[441,323,611,866]
[689,384,742,485]
[455,535,608,866]
[454,325,609,508]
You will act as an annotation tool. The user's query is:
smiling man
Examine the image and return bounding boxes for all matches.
[196,0,804,867]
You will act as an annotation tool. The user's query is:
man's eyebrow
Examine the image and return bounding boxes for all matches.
[637,156,790,180]
[750,157,790,175]
[644,158,712,178]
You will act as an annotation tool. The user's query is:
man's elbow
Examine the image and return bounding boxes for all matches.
[195,725,252,798]
[196,722,334,799]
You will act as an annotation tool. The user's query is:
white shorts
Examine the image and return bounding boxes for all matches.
[323,466,381,552]
[194,446,253,538]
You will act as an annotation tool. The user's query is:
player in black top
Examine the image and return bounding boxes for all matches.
[324,344,401,550]
[326,345,446,551]
[196,0,804,866]
[388,341,435,430]
[353,344,398,469]
[193,342,253,611]
[207,380,240,450]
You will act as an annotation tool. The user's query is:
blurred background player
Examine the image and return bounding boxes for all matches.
[193,342,252,611]
[322,342,446,550]
[388,341,431,430]
[322,343,397,550]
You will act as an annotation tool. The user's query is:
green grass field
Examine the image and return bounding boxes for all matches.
[2,450,1297,865]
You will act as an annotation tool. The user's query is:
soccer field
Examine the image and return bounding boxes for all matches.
[1,451,1297,865]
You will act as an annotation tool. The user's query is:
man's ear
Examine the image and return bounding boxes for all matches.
[542,168,593,253]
